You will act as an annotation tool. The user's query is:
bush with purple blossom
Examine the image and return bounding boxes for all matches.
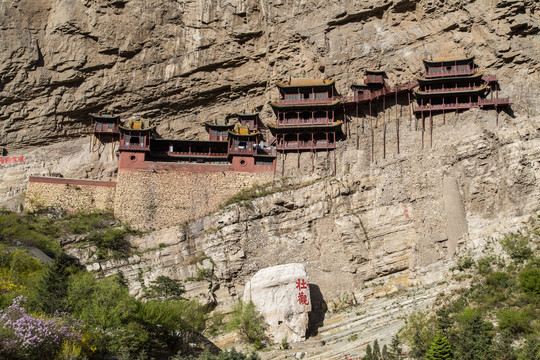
[0,296,83,359]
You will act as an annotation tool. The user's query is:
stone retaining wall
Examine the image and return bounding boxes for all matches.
[25,177,116,213]
[114,169,273,228]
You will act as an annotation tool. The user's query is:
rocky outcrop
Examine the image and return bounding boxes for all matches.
[243,263,311,343]
[3,0,540,356]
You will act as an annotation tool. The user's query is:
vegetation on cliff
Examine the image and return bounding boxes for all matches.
[397,215,540,360]
[0,209,260,360]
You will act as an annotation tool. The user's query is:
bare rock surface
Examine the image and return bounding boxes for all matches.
[2,0,540,356]
[243,263,311,343]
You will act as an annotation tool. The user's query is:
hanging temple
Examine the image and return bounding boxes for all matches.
[90,55,510,175]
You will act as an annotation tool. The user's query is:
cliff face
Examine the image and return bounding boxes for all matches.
[2,0,540,355]
[2,0,538,150]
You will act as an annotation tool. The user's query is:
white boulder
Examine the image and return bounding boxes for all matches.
[243,263,311,343]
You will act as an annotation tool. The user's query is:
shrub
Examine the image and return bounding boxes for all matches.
[501,232,534,264]
[145,275,186,300]
[497,308,533,336]
[226,301,266,348]
[519,268,540,295]
[485,272,512,289]
[0,296,83,359]
[457,256,474,271]
[476,256,494,276]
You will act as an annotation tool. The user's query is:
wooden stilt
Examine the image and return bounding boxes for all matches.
[421,111,425,150]
[297,150,300,168]
[370,100,374,162]
[430,111,433,148]
[356,103,359,150]
[383,122,386,159]
[281,152,285,177]
[408,91,413,129]
[333,145,337,176]
[496,105,499,126]
[395,90,399,155]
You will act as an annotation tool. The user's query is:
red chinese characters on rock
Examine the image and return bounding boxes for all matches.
[0,156,24,165]
[296,278,309,306]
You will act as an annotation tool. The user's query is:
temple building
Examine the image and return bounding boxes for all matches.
[117,116,156,168]
[413,55,510,118]
[91,113,121,137]
[115,112,275,172]
[267,78,344,153]
[205,118,234,141]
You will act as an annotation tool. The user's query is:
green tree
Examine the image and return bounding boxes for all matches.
[388,334,404,360]
[436,308,453,336]
[373,339,382,360]
[145,275,186,300]
[382,344,389,359]
[363,343,374,360]
[453,309,494,360]
[139,299,208,355]
[67,272,137,329]
[426,331,453,360]
[35,252,74,313]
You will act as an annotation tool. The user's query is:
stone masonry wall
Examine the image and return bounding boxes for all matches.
[114,169,273,229]
[25,177,116,213]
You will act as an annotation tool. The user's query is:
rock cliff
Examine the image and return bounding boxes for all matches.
[2,0,540,357]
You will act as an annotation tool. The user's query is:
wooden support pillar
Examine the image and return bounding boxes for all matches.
[383,122,386,159]
[370,100,374,162]
[421,111,425,150]
[356,103,359,150]
[281,135,285,178]
[333,139,337,176]
[430,111,433,148]
[343,106,348,137]
[408,91,412,129]
[396,90,399,155]
[496,105,499,126]
[443,97,445,124]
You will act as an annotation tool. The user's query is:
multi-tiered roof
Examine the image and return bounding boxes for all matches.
[268,78,343,152]
[414,55,510,114]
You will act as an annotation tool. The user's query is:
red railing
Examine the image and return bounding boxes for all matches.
[482,75,497,82]
[228,147,257,155]
[479,98,510,106]
[94,123,119,134]
[278,97,337,105]
[166,151,227,157]
[418,86,484,94]
[414,102,479,112]
[423,69,476,78]
[276,141,335,150]
[119,144,150,151]
[277,118,333,126]
[365,74,384,84]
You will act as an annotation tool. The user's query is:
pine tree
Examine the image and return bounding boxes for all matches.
[382,344,389,360]
[363,343,374,360]
[35,252,74,314]
[373,340,382,360]
[389,334,404,360]
[426,332,453,360]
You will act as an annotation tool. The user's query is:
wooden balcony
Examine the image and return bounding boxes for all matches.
[119,144,150,151]
[482,74,498,83]
[365,74,384,84]
[423,69,476,79]
[278,97,336,106]
[414,102,479,112]
[277,118,334,127]
[418,85,483,94]
[479,98,510,107]
[228,146,257,156]
[94,123,120,135]
[276,141,335,151]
